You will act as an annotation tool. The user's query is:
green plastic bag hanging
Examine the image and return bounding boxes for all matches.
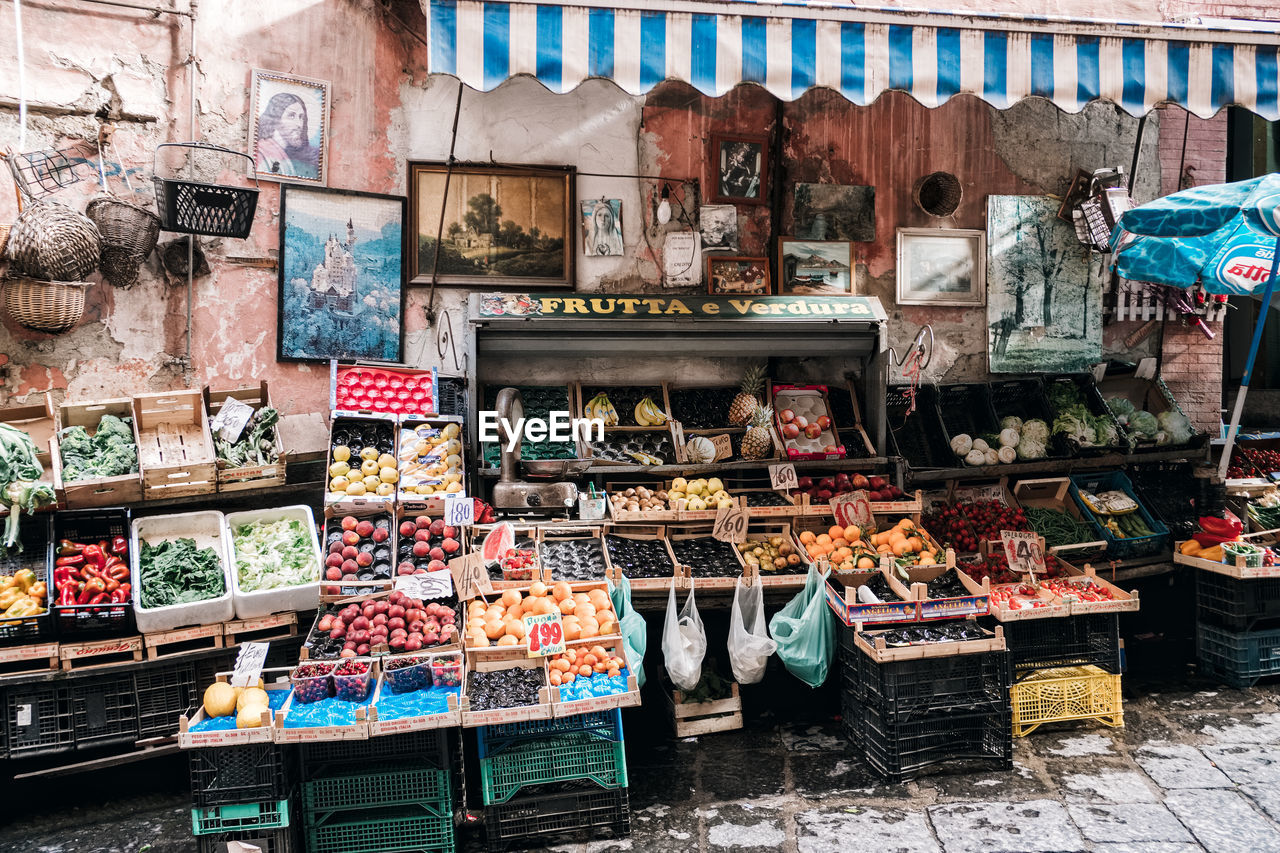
[608,574,648,688]
[767,564,835,688]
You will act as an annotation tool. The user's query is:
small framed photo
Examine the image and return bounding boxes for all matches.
[580,198,623,256]
[711,133,768,205]
[895,228,986,306]
[707,256,770,295]
[776,239,854,295]
[248,69,330,186]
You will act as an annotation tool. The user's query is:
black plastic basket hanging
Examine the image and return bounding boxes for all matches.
[151,142,259,239]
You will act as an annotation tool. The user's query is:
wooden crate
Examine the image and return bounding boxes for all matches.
[667,682,742,737]
[59,635,143,671]
[365,672,461,736]
[459,654,553,729]
[396,415,466,515]
[605,480,681,523]
[667,524,746,590]
[771,383,846,461]
[1013,478,1109,559]
[550,638,641,718]
[602,525,679,591]
[0,393,58,502]
[956,564,1070,622]
[223,612,299,646]
[53,398,143,508]
[178,669,291,747]
[574,382,673,430]
[0,641,59,677]
[144,623,225,660]
[823,568,921,626]
[324,413,399,513]
[205,382,287,492]
[132,390,216,499]
[319,505,396,602]
[855,624,1006,663]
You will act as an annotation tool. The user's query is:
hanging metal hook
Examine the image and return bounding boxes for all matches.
[888,324,934,376]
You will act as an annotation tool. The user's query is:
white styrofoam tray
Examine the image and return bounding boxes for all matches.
[131,510,234,633]
[226,504,322,619]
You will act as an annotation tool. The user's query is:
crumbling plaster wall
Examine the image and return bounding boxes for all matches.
[0,0,1221,418]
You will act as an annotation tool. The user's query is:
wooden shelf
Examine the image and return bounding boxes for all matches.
[477,456,892,479]
[906,448,1208,483]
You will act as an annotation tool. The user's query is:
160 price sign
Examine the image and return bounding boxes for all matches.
[523,611,566,657]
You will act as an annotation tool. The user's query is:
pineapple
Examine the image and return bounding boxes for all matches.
[728,364,767,426]
[740,405,775,460]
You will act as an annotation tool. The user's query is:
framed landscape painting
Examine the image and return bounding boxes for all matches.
[776,239,854,296]
[409,162,575,287]
[278,185,406,363]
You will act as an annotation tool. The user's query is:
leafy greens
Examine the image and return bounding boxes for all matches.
[214,406,280,469]
[59,414,138,481]
[232,517,318,592]
[0,423,56,550]
[139,537,225,608]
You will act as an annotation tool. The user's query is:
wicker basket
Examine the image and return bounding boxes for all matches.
[86,196,160,288]
[3,274,88,333]
[0,223,10,259]
[7,200,101,281]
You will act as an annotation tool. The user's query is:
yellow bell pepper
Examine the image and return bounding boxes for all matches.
[1199,545,1224,563]
[13,569,35,592]
[0,588,22,610]
[2,598,41,618]
[0,576,15,591]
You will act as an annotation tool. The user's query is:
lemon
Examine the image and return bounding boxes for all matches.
[443,423,460,439]
[332,445,352,463]
[444,481,463,493]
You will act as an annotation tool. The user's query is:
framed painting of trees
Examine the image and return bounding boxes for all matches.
[408,162,575,287]
[986,195,1101,373]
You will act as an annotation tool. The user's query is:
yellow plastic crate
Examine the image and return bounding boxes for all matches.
[1010,664,1123,737]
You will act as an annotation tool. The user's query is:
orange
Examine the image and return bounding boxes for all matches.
[816,533,832,545]
[573,603,597,621]
[484,620,506,640]
[591,645,607,659]
[496,634,519,647]
[907,536,924,552]
[799,531,816,544]
[563,621,582,641]
[562,671,576,683]
[892,540,911,556]
[552,581,572,601]
[828,525,845,540]
[583,653,599,667]
[918,554,937,566]
[844,525,861,542]
[549,670,563,686]
[587,589,611,610]
[856,556,876,569]
[833,537,848,548]
[877,543,892,554]
[501,589,522,608]
[503,618,526,640]
[529,581,548,597]
[597,618,616,635]
[558,597,577,615]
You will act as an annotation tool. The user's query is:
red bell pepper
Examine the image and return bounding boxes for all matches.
[87,592,108,605]
[110,586,129,604]
[53,567,74,586]
[55,554,85,568]
[58,582,79,607]
[106,564,129,582]
[56,539,84,557]
[1200,516,1243,538]
[76,577,106,604]
[80,566,103,582]
[110,536,128,557]
[82,544,107,573]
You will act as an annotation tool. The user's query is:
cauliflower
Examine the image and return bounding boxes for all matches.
[999,428,1020,448]
[965,448,986,466]
[984,448,999,466]
[972,438,990,453]
[1016,437,1047,460]
[951,433,973,457]
[1000,416,1024,432]
[1128,410,1159,438]
[1022,419,1049,443]
[998,445,1017,464]
[1157,410,1193,445]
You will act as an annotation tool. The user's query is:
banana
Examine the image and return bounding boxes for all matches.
[640,397,669,425]
[635,401,652,427]
[601,394,619,427]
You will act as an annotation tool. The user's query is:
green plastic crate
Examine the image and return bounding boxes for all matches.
[306,806,453,853]
[191,798,290,836]
[302,765,451,818]
[480,731,628,805]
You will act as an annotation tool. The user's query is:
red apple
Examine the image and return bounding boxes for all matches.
[851,474,870,490]
[780,408,796,423]
[816,415,832,430]
[804,423,822,440]
[794,415,809,429]
[783,423,801,440]
[868,490,883,501]
[868,475,887,491]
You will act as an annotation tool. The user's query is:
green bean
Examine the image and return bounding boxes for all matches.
[1024,506,1094,548]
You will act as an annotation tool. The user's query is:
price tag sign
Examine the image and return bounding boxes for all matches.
[230,642,270,688]
[830,490,874,528]
[1001,530,1046,574]
[523,611,566,657]
[211,397,255,444]
[448,552,494,598]
[769,463,798,492]
[709,434,733,462]
[712,504,750,543]
[444,495,475,527]
[394,569,453,601]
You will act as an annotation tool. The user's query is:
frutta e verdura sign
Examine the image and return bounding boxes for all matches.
[477,293,887,322]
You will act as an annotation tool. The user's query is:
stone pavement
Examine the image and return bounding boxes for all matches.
[2,676,1280,852]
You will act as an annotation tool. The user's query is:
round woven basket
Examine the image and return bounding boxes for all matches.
[3,274,88,333]
[0,224,10,259]
[86,196,160,255]
[8,200,101,281]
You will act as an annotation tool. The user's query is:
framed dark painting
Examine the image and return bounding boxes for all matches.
[711,133,768,205]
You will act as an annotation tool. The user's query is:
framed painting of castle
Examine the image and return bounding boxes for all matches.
[277,185,406,363]
[408,161,575,288]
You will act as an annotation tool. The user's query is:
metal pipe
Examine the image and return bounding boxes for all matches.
[49,0,192,16]
[186,0,197,365]
[1127,113,1147,195]
[14,0,25,152]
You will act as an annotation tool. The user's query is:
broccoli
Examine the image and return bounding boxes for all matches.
[58,415,138,482]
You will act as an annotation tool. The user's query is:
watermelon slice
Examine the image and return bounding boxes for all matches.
[480,522,515,566]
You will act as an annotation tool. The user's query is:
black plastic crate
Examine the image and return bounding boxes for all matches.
[1129,462,1200,540]
[934,383,1001,454]
[886,385,950,469]
[1003,613,1121,679]
[484,782,630,852]
[191,742,298,807]
[136,659,198,740]
[436,375,467,419]
[52,507,134,639]
[1196,571,1280,632]
[842,646,1011,722]
[843,698,1012,783]
[0,514,54,646]
[987,378,1066,458]
[477,708,623,759]
[72,670,139,748]
[300,728,450,779]
[3,682,74,758]
[195,824,301,853]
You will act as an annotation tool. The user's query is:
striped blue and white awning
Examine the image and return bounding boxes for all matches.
[424,0,1280,119]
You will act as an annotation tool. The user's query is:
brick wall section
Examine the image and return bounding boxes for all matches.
[1160,322,1225,434]
[1157,106,1228,196]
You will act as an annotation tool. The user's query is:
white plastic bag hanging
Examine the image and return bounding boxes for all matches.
[661,580,706,691]
[728,576,776,684]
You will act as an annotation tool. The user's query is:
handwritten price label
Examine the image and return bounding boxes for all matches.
[830,490,873,528]
[712,504,750,543]
[769,463,798,491]
[444,495,475,527]
[524,611,565,657]
[230,642,270,688]
[394,569,453,601]
[1001,530,1046,574]
[448,552,494,598]
[709,434,733,462]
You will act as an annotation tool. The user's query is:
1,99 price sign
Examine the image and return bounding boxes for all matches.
[523,611,566,657]
[1001,530,1046,574]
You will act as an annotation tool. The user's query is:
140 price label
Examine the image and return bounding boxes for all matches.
[1001,530,1046,574]
[523,611,566,657]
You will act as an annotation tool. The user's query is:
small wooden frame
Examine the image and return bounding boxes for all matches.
[795,489,925,518]
[318,505,396,602]
[667,681,742,737]
[132,390,217,499]
[53,397,143,508]
[323,412,399,513]
[0,641,59,677]
[59,635,143,671]
[667,524,747,591]
[956,566,1069,622]
[223,612,300,646]
[574,382,673,431]
[144,623,225,660]
[854,624,1005,663]
[205,382,287,492]
[274,692,372,744]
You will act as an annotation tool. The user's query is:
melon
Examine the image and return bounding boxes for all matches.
[203,682,237,718]
[481,522,515,565]
[236,705,266,729]
[685,436,716,464]
[237,687,270,712]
